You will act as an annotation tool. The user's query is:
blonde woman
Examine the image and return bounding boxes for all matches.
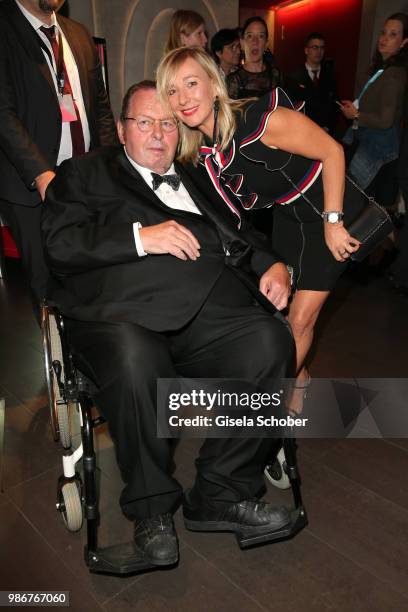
[164,10,208,55]
[157,47,365,413]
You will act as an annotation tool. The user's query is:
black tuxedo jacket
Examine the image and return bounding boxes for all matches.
[286,61,338,133]
[0,0,117,207]
[41,147,282,331]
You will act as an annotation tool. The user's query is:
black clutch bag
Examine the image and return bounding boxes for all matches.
[280,169,394,263]
[346,194,393,262]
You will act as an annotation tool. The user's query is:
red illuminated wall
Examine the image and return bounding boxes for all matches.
[240,0,363,100]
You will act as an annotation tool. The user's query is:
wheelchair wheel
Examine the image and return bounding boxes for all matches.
[42,307,58,441]
[264,447,291,490]
[57,402,72,450]
[60,481,83,532]
[42,307,71,447]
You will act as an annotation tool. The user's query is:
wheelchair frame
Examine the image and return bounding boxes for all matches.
[42,303,156,574]
[41,302,307,574]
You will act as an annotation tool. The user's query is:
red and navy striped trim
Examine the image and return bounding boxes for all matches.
[240,89,278,150]
[275,161,322,205]
[224,173,243,193]
[199,142,234,171]
[202,156,242,228]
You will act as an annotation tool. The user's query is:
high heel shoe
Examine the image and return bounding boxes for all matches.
[287,373,311,417]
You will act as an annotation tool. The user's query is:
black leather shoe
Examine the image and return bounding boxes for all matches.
[183,490,290,535]
[133,513,178,566]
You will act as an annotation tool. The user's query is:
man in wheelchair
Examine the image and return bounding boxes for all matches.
[41,81,295,568]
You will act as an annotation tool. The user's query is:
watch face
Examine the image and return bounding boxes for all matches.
[328,212,339,223]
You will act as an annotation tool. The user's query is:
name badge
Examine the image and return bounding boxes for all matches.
[60,94,77,122]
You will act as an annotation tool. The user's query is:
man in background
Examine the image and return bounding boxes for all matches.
[288,32,338,135]
[0,0,117,314]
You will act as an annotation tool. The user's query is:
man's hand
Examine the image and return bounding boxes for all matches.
[35,170,56,201]
[140,220,201,260]
[259,262,291,310]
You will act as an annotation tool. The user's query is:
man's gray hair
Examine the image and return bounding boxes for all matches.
[120,80,157,122]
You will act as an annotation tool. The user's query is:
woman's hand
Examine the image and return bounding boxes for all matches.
[339,100,358,120]
[324,222,360,261]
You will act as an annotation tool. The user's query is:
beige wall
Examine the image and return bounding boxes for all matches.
[65,0,239,118]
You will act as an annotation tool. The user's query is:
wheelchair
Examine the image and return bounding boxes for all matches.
[264,447,292,490]
[42,302,156,574]
[41,301,307,573]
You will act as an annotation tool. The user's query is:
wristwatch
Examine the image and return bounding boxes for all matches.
[322,211,344,224]
[286,264,295,287]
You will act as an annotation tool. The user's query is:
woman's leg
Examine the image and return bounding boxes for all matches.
[286,289,330,412]
[288,288,330,377]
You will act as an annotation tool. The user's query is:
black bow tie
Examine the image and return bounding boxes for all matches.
[151,172,181,191]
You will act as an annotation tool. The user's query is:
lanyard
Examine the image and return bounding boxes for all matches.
[37,29,65,96]
[357,69,384,104]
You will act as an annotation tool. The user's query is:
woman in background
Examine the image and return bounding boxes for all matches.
[164,10,208,55]
[210,28,241,79]
[341,13,408,274]
[340,13,408,206]
[227,16,282,99]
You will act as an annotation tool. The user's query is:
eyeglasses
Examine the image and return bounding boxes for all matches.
[307,45,325,51]
[226,42,241,52]
[123,117,178,133]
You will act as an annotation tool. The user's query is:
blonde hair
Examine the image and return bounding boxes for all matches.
[164,10,206,55]
[157,46,247,164]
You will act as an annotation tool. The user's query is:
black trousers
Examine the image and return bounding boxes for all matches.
[0,200,49,315]
[66,268,294,521]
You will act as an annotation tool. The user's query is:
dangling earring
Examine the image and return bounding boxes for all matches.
[212,96,220,151]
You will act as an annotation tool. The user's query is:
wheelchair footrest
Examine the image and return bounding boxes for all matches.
[85,543,156,575]
[237,506,308,549]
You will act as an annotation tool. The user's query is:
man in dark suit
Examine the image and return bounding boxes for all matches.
[287,32,338,135]
[42,81,294,567]
[0,0,117,311]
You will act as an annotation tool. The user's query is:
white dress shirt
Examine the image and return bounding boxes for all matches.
[124,148,202,256]
[15,0,90,165]
[305,63,321,81]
